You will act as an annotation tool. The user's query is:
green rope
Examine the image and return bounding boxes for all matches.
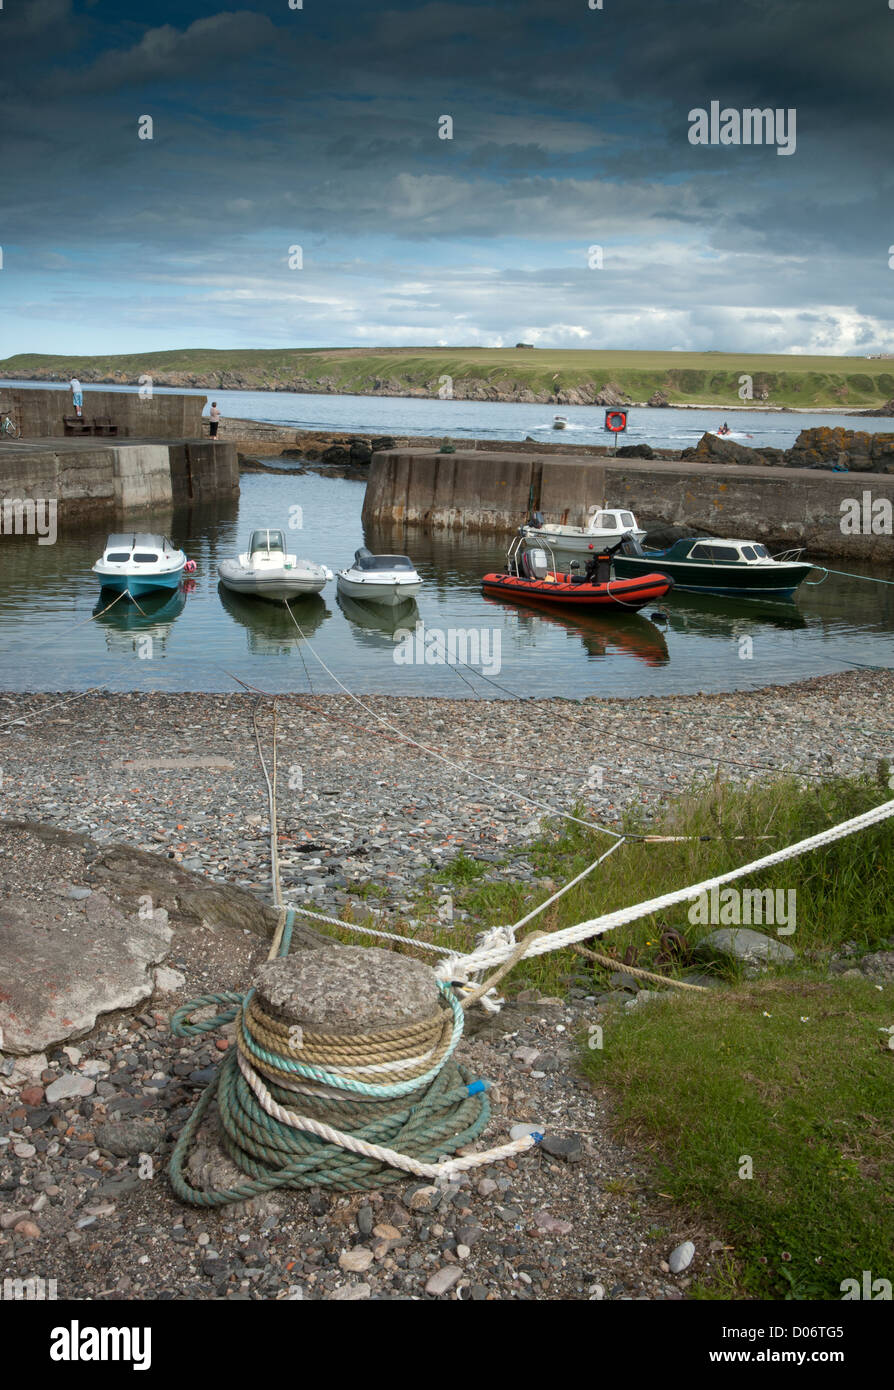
[167,911,490,1204]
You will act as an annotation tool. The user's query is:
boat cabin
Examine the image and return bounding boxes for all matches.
[101,533,179,567]
[621,535,777,565]
[586,508,639,535]
[351,549,416,571]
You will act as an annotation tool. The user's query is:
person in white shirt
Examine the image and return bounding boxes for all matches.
[70,377,83,418]
[209,401,221,439]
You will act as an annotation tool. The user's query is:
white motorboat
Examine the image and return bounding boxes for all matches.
[520,506,647,555]
[336,548,422,606]
[552,414,569,430]
[93,533,188,597]
[218,528,332,602]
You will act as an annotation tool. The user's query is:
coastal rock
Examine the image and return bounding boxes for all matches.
[695,928,795,971]
[0,892,172,1054]
[593,382,632,407]
[647,390,670,407]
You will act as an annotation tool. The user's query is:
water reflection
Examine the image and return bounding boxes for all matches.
[91,586,188,655]
[337,593,420,647]
[217,584,330,655]
[481,593,670,667]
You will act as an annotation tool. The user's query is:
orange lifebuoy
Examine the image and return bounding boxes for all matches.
[605,410,627,433]
[184,559,197,572]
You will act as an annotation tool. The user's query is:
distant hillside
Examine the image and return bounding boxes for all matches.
[2,346,893,409]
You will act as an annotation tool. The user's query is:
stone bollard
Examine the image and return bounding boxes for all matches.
[185,946,449,1208]
[254,945,441,1038]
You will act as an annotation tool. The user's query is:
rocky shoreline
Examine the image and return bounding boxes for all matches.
[1,670,891,1301]
[3,367,892,415]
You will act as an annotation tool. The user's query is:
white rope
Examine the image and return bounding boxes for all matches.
[287,902,456,955]
[436,797,894,981]
[237,1050,538,1179]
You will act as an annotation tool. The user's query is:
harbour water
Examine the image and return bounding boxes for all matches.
[0,470,891,696]
[3,378,893,452]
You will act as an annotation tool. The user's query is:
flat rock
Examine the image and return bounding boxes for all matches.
[540,1133,583,1162]
[253,945,439,1031]
[669,1240,695,1273]
[425,1265,463,1296]
[338,1247,373,1273]
[94,1120,165,1157]
[45,1072,96,1103]
[694,928,795,969]
[0,893,172,1054]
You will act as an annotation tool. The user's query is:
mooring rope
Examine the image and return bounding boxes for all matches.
[436,796,894,986]
[168,931,539,1203]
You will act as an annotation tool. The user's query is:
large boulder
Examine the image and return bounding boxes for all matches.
[647,390,670,408]
[680,432,784,468]
[782,426,894,473]
[615,443,656,459]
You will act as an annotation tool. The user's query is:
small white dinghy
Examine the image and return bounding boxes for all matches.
[336,548,422,606]
[218,528,332,602]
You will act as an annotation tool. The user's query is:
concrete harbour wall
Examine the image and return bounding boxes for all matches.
[1,387,205,440]
[361,448,894,561]
[0,438,239,515]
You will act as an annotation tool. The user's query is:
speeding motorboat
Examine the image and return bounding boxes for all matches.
[218,528,333,602]
[552,415,569,430]
[93,533,189,597]
[521,506,647,555]
[336,548,422,606]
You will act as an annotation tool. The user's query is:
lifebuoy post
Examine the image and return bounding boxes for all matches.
[604,409,627,433]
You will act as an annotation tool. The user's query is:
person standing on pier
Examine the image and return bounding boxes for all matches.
[70,376,83,418]
[209,401,221,439]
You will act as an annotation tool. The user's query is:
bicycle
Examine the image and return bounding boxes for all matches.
[0,409,18,438]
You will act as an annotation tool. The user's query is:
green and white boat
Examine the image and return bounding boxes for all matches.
[612,536,817,597]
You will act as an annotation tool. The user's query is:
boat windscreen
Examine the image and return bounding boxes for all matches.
[250,530,285,554]
[353,553,415,571]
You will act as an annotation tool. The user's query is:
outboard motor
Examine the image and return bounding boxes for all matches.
[618,531,646,558]
[521,547,550,579]
[354,546,374,566]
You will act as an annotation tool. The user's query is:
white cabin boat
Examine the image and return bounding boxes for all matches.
[218,529,332,602]
[520,507,647,555]
[336,548,422,606]
[552,415,569,430]
[93,533,187,597]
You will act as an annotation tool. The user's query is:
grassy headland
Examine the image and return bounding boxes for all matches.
[2,347,894,409]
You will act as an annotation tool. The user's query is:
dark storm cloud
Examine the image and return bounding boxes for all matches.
[1,0,892,352]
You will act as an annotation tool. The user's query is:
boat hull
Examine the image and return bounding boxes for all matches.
[218,559,328,602]
[521,525,646,555]
[336,575,422,606]
[95,566,184,597]
[612,555,813,596]
[481,571,673,611]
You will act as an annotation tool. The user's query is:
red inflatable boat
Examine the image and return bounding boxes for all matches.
[482,569,673,610]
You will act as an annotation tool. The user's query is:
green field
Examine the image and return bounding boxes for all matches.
[2,346,893,408]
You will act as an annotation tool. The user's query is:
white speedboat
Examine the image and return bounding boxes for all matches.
[520,506,647,556]
[336,548,422,606]
[552,414,569,430]
[218,528,332,602]
[93,533,188,597]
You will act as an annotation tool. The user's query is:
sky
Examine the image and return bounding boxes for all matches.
[1,0,893,357]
